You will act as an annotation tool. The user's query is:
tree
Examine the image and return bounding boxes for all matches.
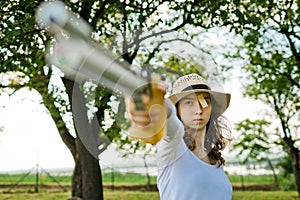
[214,0,300,195]
[1,0,233,199]
[233,119,279,184]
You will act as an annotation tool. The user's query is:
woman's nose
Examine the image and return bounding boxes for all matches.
[195,102,203,114]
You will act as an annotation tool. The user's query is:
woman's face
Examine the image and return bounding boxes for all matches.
[178,92,212,131]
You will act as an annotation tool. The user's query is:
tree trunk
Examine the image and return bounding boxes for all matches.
[72,152,83,198]
[69,80,103,199]
[283,134,300,197]
[143,155,151,189]
[266,158,278,185]
[70,138,103,200]
[289,145,300,197]
[39,76,105,199]
[77,137,103,200]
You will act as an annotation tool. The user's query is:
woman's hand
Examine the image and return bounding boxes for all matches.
[126,99,161,128]
[125,80,172,129]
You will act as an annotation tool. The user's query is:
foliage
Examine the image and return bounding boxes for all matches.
[277,155,294,178]
[233,119,278,163]
[220,0,300,195]
[278,173,296,191]
[275,155,297,191]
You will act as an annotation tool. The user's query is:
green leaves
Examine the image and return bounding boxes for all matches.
[233,119,275,163]
[221,2,300,170]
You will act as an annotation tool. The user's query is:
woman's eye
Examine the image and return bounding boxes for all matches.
[185,100,193,105]
[187,99,200,106]
[180,100,194,106]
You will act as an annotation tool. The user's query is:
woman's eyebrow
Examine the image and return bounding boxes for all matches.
[181,97,196,101]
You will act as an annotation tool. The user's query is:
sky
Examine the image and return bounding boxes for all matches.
[0,88,75,172]
[0,72,267,173]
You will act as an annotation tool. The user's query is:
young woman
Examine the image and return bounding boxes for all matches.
[127,73,232,200]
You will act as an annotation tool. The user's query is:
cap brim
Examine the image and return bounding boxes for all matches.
[168,89,231,115]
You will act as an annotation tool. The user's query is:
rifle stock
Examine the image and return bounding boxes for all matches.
[36,1,166,144]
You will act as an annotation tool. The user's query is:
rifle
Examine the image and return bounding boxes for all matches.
[35,1,167,144]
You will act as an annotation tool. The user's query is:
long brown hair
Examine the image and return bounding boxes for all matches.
[176,95,231,167]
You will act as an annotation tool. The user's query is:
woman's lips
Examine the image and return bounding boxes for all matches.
[193,118,204,122]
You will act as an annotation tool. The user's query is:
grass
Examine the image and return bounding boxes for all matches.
[0,191,298,200]
[228,174,275,184]
[0,172,298,200]
[0,192,70,200]
[0,172,274,185]
[0,171,156,185]
[0,173,71,184]
[232,191,299,200]
[102,171,157,185]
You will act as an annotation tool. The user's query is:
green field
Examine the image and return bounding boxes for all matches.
[0,191,298,200]
[0,172,276,185]
[0,172,298,199]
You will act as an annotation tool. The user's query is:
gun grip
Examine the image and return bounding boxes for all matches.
[128,74,167,145]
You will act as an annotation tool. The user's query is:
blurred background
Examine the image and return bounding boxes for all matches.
[0,0,299,199]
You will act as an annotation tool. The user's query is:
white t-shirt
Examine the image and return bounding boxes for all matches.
[156,101,232,200]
